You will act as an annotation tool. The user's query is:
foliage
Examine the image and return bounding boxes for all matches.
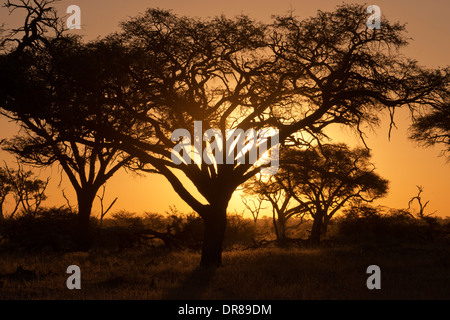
[0,0,133,249]
[0,203,448,253]
[93,4,448,266]
[110,210,145,228]
[409,96,450,158]
[0,162,49,219]
[0,206,78,251]
[143,212,168,232]
[336,204,450,244]
[243,143,389,243]
[164,209,257,248]
[224,214,257,247]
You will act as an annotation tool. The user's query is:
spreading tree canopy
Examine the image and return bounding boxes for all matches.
[101,5,447,266]
[0,1,133,248]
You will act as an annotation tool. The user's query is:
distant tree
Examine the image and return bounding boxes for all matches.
[245,144,389,244]
[242,171,308,244]
[0,167,12,219]
[0,161,49,219]
[0,0,133,248]
[240,193,268,224]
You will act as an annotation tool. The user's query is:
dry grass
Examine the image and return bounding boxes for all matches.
[1,243,449,300]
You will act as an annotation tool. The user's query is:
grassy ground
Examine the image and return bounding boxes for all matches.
[1,242,449,300]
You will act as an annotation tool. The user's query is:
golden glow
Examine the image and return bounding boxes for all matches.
[0,0,448,218]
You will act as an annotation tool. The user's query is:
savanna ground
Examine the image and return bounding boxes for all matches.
[1,244,450,300]
[1,209,450,300]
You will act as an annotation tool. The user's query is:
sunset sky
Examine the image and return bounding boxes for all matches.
[0,0,449,219]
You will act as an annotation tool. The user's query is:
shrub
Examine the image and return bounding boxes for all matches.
[159,208,258,248]
[336,205,448,244]
[224,214,257,247]
[110,210,144,228]
[0,206,78,251]
[168,212,204,248]
[143,212,167,232]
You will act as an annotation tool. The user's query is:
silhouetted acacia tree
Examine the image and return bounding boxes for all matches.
[0,161,49,219]
[241,169,309,244]
[249,144,388,244]
[97,10,280,267]
[240,193,268,224]
[0,1,133,249]
[90,4,449,267]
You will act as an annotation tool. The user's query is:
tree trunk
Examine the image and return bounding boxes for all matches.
[200,206,227,268]
[75,191,96,251]
[276,214,288,246]
[322,215,330,238]
[310,213,324,244]
[272,210,280,242]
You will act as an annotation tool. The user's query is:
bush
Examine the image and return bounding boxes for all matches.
[110,210,144,228]
[167,211,204,248]
[145,208,257,249]
[336,205,449,244]
[0,206,78,251]
[93,209,204,250]
[224,214,257,247]
[0,206,288,252]
[143,212,167,232]
[167,211,257,248]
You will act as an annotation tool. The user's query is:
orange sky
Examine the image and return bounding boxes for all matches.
[0,0,449,218]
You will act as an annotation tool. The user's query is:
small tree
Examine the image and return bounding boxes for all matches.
[95,4,447,266]
[0,161,49,219]
[242,173,308,244]
[0,166,12,219]
[408,185,436,219]
[0,1,134,249]
[409,98,450,159]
